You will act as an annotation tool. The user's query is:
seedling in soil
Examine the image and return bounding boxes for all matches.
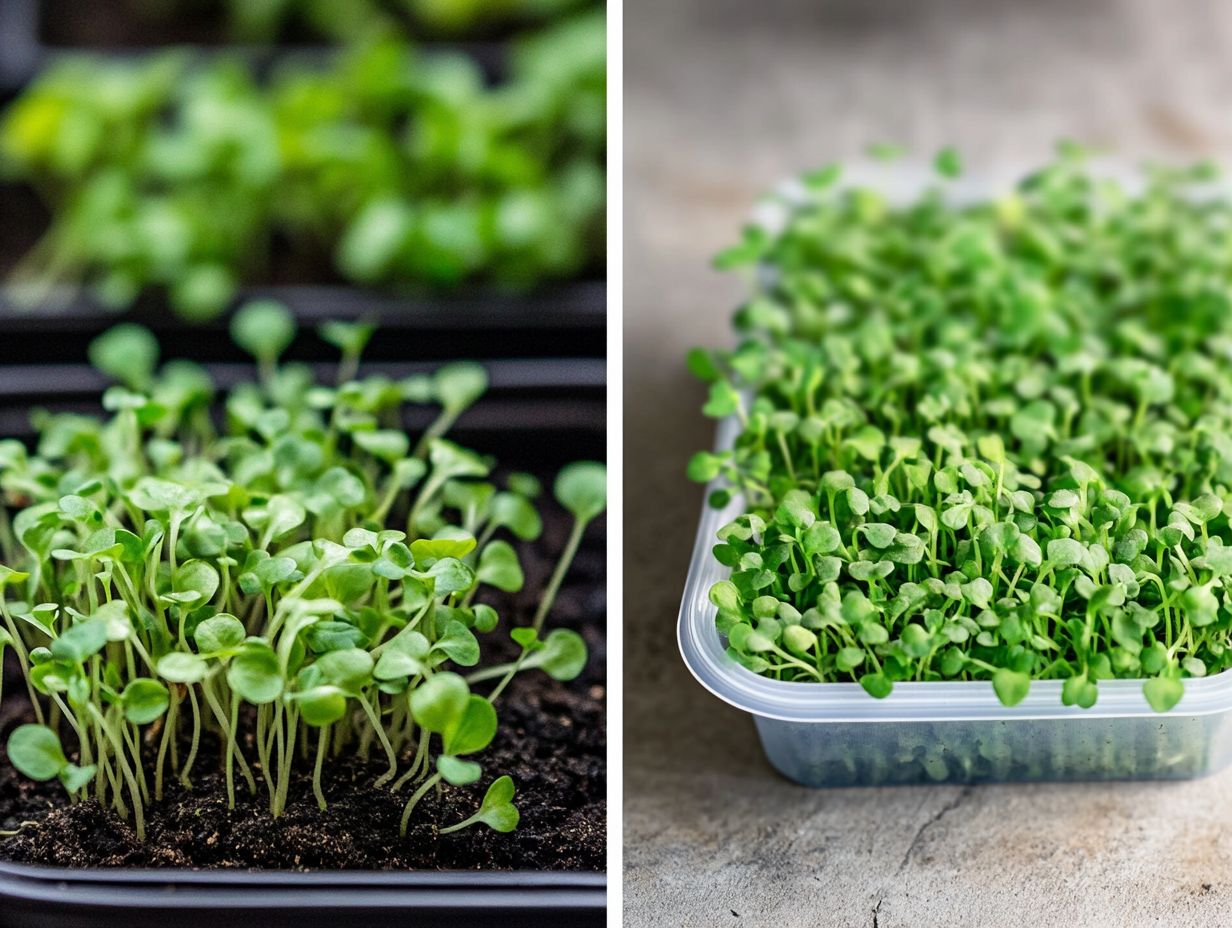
[532,461,607,633]
[0,304,601,841]
[7,724,97,796]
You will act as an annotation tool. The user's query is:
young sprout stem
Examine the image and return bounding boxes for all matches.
[439,811,481,835]
[406,475,447,538]
[370,476,406,525]
[360,695,398,788]
[337,353,361,388]
[412,410,459,460]
[312,725,329,811]
[531,517,589,633]
[391,734,431,792]
[180,685,203,789]
[256,703,276,802]
[124,722,151,804]
[154,690,179,801]
[86,704,145,841]
[272,707,300,818]
[0,821,40,837]
[200,678,256,806]
[399,772,442,837]
[486,655,528,704]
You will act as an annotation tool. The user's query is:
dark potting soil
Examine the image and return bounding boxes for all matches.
[0,504,606,871]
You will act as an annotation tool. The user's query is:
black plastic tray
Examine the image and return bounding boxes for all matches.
[0,362,606,926]
[0,281,607,364]
[0,865,606,928]
[0,355,606,465]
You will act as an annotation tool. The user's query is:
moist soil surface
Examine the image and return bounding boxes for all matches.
[0,505,606,871]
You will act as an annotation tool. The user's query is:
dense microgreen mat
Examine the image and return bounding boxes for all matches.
[0,10,604,318]
[0,304,605,840]
[690,148,1232,712]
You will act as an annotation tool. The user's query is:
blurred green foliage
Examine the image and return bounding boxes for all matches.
[134,0,596,42]
[0,10,606,317]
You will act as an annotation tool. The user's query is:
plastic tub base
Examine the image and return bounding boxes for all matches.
[754,714,1220,788]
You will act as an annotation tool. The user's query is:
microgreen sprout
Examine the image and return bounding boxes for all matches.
[0,304,600,840]
[7,724,97,797]
[231,300,297,384]
[438,774,519,834]
[532,462,607,633]
[693,148,1232,713]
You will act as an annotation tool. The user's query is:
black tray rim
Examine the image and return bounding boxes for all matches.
[0,355,607,394]
[0,866,605,921]
[0,860,604,888]
[0,281,607,328]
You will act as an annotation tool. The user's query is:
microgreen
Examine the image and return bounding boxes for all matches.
[6,724,97,795]
[693,148,1232,712]
[438,774,519,834]
[531,462,606,633]
[231,300,296,382]
[0,306,600,840]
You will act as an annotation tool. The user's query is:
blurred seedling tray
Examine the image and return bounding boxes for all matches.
[0,0,606,343]
[0,0,513,86]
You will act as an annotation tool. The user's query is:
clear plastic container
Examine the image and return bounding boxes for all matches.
[678,417,1232,787]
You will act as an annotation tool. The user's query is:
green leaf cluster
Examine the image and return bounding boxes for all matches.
[693,150,1232,712]
[0,310,593,839]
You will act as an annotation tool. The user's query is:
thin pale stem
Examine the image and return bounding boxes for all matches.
[400,772,441,836]
[312,725,329,811]
[531,518,588,633]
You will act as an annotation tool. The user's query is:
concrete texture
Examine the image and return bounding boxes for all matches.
[623,2,1232,925]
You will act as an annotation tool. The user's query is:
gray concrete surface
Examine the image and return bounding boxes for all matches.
[623,2,1232,925]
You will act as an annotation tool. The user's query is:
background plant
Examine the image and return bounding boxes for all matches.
[0,9,606,318]
[691,148,1232,712]
[0,304,604,840]
[122,0,596,43]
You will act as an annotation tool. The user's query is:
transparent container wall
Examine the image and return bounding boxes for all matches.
[682,419,1232,789]
[754,713,1232,787]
